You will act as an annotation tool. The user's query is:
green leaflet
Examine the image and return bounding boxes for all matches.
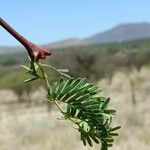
[57,69,69,73]
[109,126,121,132]
[88,85,100,93]
[60,78,74,94]
[24,77,38,83]
[101,97,110,110]
[81,132,87,146]
[82,100,98,106]
[60,72,71,79]
[54,81,64,95]
[84,104,100,109]
[72,93,90,103]
[90,136,99,144]
[86,136,93,147]
[20,65,30,71]
[109,133,119,136]
[103,109,116,115]
[71,78,82,87]
[65,93,78,103]
[56,68,71,79]
[105,138,114,143]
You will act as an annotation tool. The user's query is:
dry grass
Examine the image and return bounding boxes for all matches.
[0,66,150,150]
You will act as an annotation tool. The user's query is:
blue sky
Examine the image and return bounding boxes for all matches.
[0,0,150,46]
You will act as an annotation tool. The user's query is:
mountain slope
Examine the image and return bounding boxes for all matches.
[0,39,86,54]
[86,23,150,44]
[1,22,150,54]
[45,38,87,49]
[0,46,24,55]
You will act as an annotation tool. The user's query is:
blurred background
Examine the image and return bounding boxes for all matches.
[0,0,150,150]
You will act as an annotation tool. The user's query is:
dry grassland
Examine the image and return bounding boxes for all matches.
[0,66,150,150]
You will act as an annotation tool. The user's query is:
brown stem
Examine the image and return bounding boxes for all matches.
[0,18,31,51]
[0,17,51,61]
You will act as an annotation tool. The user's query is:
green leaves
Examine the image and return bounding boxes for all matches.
[57,69,71,79]
[101,98,110,110]
[47,77,120,150]
[21,61,41,83]
[24,77,38,82]
[57,69,69,73]
[21,59,120,150]
[109,126,121,132]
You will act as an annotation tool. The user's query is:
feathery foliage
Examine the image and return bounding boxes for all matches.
[21,60,120,150]
[47,77,120,150]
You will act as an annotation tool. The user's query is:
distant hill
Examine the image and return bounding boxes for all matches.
[45,38,87,49]
[0,46,24,55]
[0,39,86,54]
[1,22,150,54]
[86,23,150,44]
